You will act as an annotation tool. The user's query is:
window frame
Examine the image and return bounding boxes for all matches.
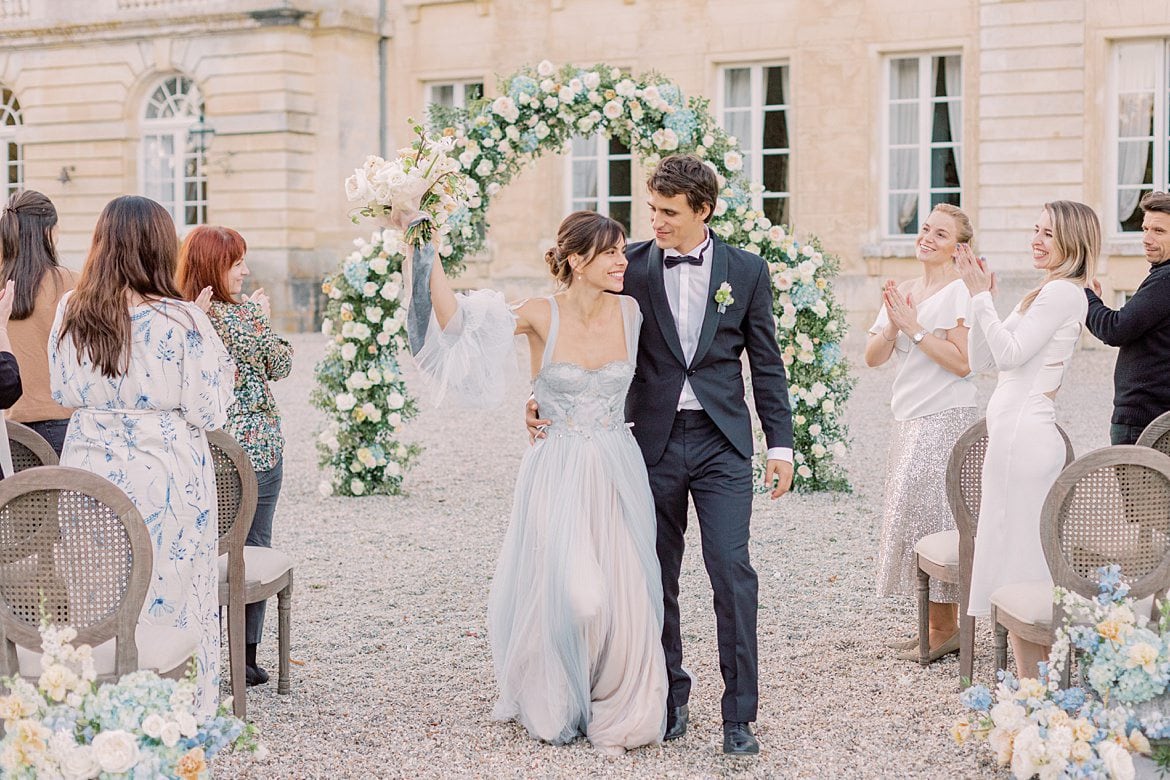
[716,62,792,226]
[1109,38,1169,236]
[138,75,207,231]
[0,86,22,202]
[424,79,484,112]
[880,51,963,239]
[564,133,634,232]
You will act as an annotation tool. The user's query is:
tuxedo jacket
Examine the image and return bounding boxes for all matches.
[622,235,794,467]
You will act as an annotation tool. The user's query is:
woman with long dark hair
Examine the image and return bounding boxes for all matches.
[0,190,77,453]
[49,195,235,713]
[177,224,292,687]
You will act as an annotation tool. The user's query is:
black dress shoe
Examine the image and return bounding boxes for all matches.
[722,722,759,755]
[245,664,269,687]
[664,704,688,740]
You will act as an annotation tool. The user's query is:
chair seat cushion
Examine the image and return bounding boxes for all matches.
[16,625,197,677]
[990,581,1053,626]
[914,529,959,567]
[218,546,293,587]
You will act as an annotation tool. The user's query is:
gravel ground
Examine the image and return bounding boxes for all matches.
[215,332,1118,779]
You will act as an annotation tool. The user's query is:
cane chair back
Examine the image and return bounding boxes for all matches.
[207,431,256,718]
[0,467,150,678]
[1041,445,1170,604]
[1137,411,1170,457]
[6,421,59,474]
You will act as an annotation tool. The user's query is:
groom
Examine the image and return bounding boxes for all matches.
[530,155,794,754]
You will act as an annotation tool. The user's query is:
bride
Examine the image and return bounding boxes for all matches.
[414,210,667,755]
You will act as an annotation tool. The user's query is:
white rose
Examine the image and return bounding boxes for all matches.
[365,306,384,323]
[990,701,1027,731]
[797,464,812,479]
[361,281,377,298]
[1099,740,1136,780]
[809,424,822,437]
[811,443,826,458]
[723,151,743,171]
[823,399,835,413]
[376,332,391,346]
[335,392,357,412]
[387,392,405,410]
[713,199,728,217]
[537,59,555,77]
[388,412,402,428]
[159,721,181,748]
[321,318,333,336]
[340,343,358,362]
[558,85,575,103]
[616,79,636,97]
[603,99,623,119]
[487,182,501,195]
[534,122,550,140]
[52,736,99,780]
[350,479,365,495]
[583,71,601,90]
[91,730,140,774]
[379,281,400,301]
[140,713,165,739]
[368,257,389,276]
[543,95,558,110]
[318,481,334,497]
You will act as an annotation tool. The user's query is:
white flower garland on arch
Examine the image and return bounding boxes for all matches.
[313,61,854,496]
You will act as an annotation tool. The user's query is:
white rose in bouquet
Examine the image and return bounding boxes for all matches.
[51,734,99,780]
[537,59,555,77]
[91,730,140,775]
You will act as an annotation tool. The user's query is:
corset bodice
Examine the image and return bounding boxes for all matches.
[534,360,634,435]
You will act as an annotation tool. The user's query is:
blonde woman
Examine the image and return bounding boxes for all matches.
[865,203,977,662]
[960,201,1098,678]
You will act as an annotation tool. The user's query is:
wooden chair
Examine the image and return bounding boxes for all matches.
[208,431,294,707]
[1137,410,1170,456]
[991,445,1170,681]
[208,431,257,718]
[6,420,59,473]
[913,419,1073,682]
[0,466,197,682]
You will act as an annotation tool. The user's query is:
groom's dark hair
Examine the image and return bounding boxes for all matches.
[648,155,718,223]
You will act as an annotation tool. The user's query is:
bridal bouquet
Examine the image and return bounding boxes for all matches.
[0,622,260,779]
[954,567,1169,779]
[344,121,471,249]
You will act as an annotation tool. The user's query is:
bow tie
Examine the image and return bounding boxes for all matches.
[664,253,703,269]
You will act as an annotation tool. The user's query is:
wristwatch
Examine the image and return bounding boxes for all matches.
[911,329,929,346]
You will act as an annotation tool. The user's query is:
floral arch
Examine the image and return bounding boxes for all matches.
[313,61,854,497]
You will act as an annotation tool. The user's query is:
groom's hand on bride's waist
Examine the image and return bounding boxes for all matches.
[764,459,793,500]
[525,398,550,445]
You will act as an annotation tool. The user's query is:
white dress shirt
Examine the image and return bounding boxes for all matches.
[662,231,792,463]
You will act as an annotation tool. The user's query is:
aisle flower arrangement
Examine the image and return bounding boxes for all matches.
[0,623,260,778]
[316,60,853,496]
[954,567,1169,779]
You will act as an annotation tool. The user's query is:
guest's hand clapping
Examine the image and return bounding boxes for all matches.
[249,288,271,320]
[0,280,14,328]
[955,243,996,296]
[1089,278,1103,297]
[881,279,921,337]
[193,286,213,313]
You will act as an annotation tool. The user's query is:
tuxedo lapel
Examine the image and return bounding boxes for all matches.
[689,238,728,370]
[647,245,687,366]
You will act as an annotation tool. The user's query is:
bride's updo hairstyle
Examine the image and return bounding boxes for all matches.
[544,210,625,288]
[931,203,974,245]
[1019,200,1099,312]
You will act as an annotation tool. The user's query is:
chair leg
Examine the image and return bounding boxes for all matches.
[228,596,246,719]
[992,607,1008,679]
[277,576,292,695]
[959,612,975,688]
[916,559,930,667]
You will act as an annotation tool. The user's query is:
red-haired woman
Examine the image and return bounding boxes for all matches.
[49,196,236,714]
[178,224,292,687]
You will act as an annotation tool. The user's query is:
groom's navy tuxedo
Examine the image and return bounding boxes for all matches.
[622,234,793,724]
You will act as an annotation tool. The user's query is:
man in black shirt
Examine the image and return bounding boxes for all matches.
[1085,191,1170,444]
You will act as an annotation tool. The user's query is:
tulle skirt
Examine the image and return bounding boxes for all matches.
[487,426,667,754]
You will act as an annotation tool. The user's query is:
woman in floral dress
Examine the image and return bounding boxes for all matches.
[49,196,236,713]
[178,224,292,686]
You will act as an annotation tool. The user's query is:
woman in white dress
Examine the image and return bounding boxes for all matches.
[49,196,236,713]
[960,200,1098,677]
[864,203,977,662]
[414,211,667,755]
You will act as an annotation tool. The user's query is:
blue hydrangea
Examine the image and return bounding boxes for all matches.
[519,130,540,154]
[656,83,683,109]
[343,259,370,290]
[819,342,842,369]
[663,108,700,146]
[508,75,539,101]
[789,283,823,310]
[1051,685,1086,712]
[959,685,992,712]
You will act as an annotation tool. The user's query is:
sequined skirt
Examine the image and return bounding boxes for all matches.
[876,406,978,602]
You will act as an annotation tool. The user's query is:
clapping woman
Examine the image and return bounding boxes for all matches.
[50,196,236,713]
[961,201,1097,677]
[864,203,977,662]
[178,225,292,687]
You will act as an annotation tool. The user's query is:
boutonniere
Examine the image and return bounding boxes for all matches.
[714,282,734,313]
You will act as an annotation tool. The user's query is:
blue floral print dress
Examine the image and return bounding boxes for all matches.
[49,294,236,713]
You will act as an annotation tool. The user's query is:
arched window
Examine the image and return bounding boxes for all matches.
[140,75,206,229]
[0,86,22,202]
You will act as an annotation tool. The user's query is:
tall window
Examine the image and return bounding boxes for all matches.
[884,54,962,237]
[141,75,206,230]
[567,135,633,232]
[425,80,483,111]
[1113,40,1168,233]
[719,64,790,226]
[0,86,21,202]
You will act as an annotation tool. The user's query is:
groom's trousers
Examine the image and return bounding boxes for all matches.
[648,409,758,724]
